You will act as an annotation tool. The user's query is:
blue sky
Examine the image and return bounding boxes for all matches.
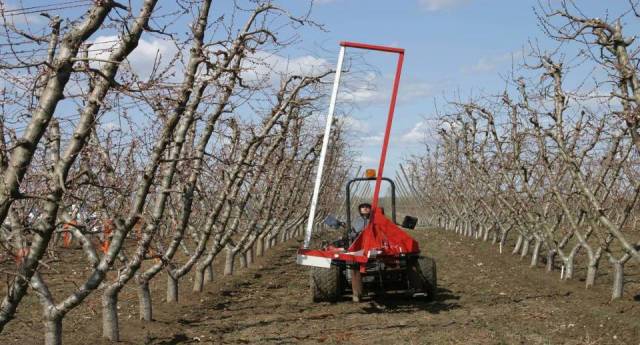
[2,0,636,180]
[279,0,540,176]
[275,0,630,178]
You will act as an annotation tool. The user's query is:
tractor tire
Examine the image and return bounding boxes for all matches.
[310,266,341,302]
[417,256,437,300]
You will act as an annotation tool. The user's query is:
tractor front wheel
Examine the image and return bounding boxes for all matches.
[417,256,437,300]
[408,256,437,300]
[310,266,342,302]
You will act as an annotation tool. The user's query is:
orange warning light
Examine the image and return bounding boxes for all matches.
[365,169,376,178]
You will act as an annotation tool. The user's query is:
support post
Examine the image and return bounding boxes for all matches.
[303,46,346,249]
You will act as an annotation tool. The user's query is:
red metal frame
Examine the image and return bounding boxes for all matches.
[297,41,413,270]
[340,41,405,54]
[340,41,405,215]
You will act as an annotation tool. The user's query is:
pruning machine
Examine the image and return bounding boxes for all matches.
[296,41,437,302]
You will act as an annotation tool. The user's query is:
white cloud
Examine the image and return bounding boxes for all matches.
[340,71,386,104]
[438,119,462,135]
[341,77,435,105]
[341,88,385,104]
[337,114,383,146]
[418,0,471,11]
[361,133,383,144]
[398,118,455,145]
[438,120,454,133]
[463,50,524,74]
[128,38,179,78]
[88,35,179,81]
[103,122,120,131]
[242,51,332,85]
[400,121,427,143]
[355,155,378,165]
[466,57,497,73]
[86,36,117,63]
[338,116,370,133]
[399,81,435,102]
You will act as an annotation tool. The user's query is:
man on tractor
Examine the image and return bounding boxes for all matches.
[347,202,371,302]
[348,202,371,243]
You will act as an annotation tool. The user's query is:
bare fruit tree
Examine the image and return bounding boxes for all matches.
[404,0,640,301]
[0,1,350,344]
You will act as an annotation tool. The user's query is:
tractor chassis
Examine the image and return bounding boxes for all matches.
[334,254,417,294]
[309,247,437,302]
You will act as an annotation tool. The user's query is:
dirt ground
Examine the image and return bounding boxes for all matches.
[2,228,639,345]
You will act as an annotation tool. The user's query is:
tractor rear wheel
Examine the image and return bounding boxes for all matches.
[417,256,437,300]
[310,266,341,302]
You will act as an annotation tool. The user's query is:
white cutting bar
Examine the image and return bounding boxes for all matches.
[296,254,332,268]
[303,46,346,249]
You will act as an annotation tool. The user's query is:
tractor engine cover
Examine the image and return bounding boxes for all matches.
[348,208,420,258]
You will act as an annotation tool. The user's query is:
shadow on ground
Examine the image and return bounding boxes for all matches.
[361,287,461,314]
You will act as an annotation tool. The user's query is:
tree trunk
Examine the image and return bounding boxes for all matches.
[546,250,556,272]
[611,261,624,300]
[280,228,288,242]
[482,225,490,242]
[530,237,541,267]
[239,251,248,269]
[204,262,214,283]
[193,255,215,292]
[585,261,598,288]
[265,237,272,250]
[224,248,236,276]
[245,248,254,266]
[44,317,63,345]
[137,280,152,321]
[193,268,205,293]
[585,248,602,289]
[520,237,530,259]
[512,234,523,255]
[102,292,119,341]
[499,230,508,252]
[167,274,179,303]
[256,236,265,256]
[268,236,276,249]
[564,257,575,280]
[564,244,580,280]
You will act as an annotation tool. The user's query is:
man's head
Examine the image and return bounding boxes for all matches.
[358,203,372,218]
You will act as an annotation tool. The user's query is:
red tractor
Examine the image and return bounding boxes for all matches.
[299,175,437,302]
[297,41,436,302]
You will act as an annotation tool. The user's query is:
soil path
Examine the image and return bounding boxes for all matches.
[3,229,639,344]
[144,229,640,345]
